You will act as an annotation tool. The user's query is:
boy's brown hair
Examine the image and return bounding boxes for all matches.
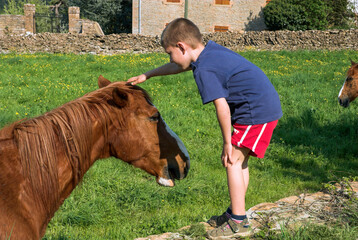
[161,18,202,49]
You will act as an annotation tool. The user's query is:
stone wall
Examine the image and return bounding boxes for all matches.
[1,29,358,55]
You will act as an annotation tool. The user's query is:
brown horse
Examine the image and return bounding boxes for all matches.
[338,60,358,107]
[0,75,190,240]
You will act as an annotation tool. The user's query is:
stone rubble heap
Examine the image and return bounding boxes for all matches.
[1,29,358,55]
[135,181,358,240]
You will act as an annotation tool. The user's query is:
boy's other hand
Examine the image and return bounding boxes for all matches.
[127,74,147,85]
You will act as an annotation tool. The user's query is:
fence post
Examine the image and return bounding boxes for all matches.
[24,4,36,34]
[68,6,80,33]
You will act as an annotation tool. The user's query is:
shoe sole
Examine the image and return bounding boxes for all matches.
[207,229,251,240]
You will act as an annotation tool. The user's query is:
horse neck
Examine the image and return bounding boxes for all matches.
[41,115,110,236]
[13,105,105,231]
[58,120,111,195]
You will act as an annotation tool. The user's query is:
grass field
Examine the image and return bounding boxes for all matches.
[0,50,357,239]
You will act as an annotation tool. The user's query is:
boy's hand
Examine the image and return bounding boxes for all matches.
[127,74,148,85]
[221,143,232,167]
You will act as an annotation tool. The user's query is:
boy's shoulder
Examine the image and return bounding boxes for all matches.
[203,41,234,55]
[200,41,244,62]
[193,41,252,71]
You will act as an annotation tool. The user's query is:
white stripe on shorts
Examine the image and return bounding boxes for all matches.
[252,123,267,152]
[238,125,251,146]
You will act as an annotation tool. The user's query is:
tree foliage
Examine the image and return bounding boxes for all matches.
[264,0,354,30]
[324,0,355,28]
[3,0,48,15]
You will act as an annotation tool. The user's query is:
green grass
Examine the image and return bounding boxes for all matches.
[0,50,357,239]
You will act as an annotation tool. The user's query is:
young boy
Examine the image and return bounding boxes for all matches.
[127,18,282,239]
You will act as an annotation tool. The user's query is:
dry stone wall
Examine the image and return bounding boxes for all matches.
[1,29,358,55]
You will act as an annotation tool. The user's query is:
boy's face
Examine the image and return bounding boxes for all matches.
[165,43,192,70]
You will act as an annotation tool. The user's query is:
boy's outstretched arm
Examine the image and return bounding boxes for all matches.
[127,62,191,85]
[213,98,233,167]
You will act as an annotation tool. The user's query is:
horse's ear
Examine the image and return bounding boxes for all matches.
[98,75,112,88]
[112,88,128,108]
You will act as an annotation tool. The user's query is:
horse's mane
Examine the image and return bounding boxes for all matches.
[7,82,150,215]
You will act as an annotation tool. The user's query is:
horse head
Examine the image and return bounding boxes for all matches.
[97,75,190,187]
[338,60,358,108]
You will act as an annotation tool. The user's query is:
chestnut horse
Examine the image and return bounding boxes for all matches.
[338,60,358,107]
[0,75,190,240]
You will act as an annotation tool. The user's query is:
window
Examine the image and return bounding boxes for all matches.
[166,0,181,3]
[215,0,231,5]
[214,25,229,32]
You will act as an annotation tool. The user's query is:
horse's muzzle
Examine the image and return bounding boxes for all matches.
[338,97,350,108]
[156,157,189,187]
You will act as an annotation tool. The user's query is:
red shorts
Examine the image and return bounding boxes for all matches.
[231,120,278,158]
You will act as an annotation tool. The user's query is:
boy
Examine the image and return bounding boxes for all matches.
[127,18,282,239]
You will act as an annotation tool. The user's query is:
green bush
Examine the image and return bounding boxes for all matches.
[263,0,308,31]
[264,0,337,31]
[300,0,329,30]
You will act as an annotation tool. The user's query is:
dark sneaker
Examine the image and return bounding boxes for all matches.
[207,212,230,227]
[207,218,250,239]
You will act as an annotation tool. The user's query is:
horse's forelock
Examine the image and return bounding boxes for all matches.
[85,82,151,104]
[125,83,152,103]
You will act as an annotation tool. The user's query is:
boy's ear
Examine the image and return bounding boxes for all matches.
[177,42,186,55]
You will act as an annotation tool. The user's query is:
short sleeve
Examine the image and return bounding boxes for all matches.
[194,69,229,104]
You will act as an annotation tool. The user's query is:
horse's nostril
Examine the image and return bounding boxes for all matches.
[339,97,350,108]
[338,98,343,106]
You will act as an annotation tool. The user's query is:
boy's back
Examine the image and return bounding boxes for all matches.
[190,40,282,125]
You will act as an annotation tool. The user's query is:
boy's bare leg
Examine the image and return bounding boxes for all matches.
[227,145,250,216]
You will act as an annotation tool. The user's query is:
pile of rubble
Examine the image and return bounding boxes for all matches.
[135,181,358,240]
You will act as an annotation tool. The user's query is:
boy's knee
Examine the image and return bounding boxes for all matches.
[230,145,250,167]
[232,145,250,157]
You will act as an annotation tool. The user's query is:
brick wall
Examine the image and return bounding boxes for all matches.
[0,5,103,36]
[0,4,35,36]
[0,15,25,35]
[132,0,267,36]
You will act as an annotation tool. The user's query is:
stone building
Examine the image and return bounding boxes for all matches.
[132,0,270,36]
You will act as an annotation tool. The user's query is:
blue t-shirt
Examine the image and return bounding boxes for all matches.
[190,41,282,125]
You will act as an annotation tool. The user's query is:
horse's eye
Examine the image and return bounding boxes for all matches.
[149,112,160,122]
[347,77,353,81]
